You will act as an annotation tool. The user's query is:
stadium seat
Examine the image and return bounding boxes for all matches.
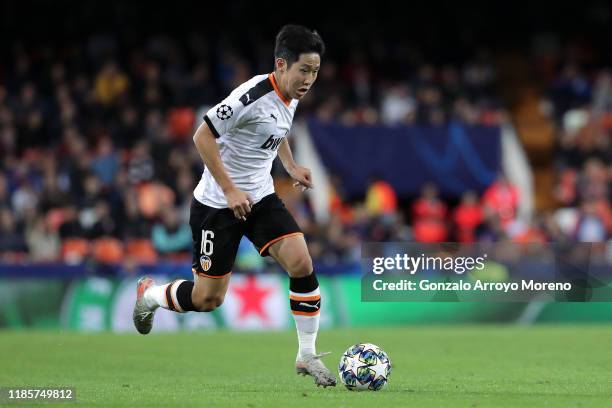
[167,107,195,140]
[61,238,90,264]
[125,239,158,264]
[92,237,124,264]
[137,182,175,219]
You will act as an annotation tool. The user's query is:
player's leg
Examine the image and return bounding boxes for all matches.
[247,193,336,386]
[190,270,231,311]
[138,270,230,313]
[133,198,242,334]
[267,235,335,386]
[267,235,319,357]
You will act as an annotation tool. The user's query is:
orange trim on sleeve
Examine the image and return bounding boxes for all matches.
[192,268,232,279]
[292,310,320,316]
[259,232,304,255]
[289,294,321,301]
[269,73,291,107]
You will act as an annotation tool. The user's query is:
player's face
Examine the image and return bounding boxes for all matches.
[284,53,320,99]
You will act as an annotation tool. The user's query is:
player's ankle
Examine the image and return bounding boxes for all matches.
[298,349,316,360]
[143,288,159,310]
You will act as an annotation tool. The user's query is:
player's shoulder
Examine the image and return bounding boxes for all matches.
[227,74,274,107]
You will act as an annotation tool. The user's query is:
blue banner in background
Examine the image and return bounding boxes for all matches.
[0,261,360,279]
[307,120,501,197]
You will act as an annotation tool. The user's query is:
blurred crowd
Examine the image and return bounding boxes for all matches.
[305,58,502,126]
[538,39,612,253]
[299,172,610,265]
[0,33,609,266]
[306,38,612,264]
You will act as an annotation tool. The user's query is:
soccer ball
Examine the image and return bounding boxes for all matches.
[338,343,391,391]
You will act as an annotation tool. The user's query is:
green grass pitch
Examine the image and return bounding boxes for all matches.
[1,325,611,407]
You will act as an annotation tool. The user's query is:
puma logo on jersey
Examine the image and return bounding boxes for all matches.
[239,92,256,106]
[270,113,277,121]
[260,135,284,150]
[298,301,320,310]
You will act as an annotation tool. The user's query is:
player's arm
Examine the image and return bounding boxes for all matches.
[278,138,313,190]
[192,122,252,220]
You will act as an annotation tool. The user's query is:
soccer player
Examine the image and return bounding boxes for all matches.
[133,24,336,387]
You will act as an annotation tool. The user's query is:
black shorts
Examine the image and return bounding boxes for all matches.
[189,193,303,278]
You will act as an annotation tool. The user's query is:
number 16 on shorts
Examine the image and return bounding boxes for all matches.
[201,230,214,255]
[200,230,214,271]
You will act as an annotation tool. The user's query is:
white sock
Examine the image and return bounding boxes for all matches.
[143,280,186,312]
[296,322,318,358]
[290,287,320,359]
[143,284,166,310]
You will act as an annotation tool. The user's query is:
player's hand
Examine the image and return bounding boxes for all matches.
[224,187,253,221]
[288,165,313,191]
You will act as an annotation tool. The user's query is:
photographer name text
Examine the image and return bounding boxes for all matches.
[372,279,572,292]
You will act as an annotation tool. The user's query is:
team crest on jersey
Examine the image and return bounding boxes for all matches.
[216,104,233,120]
[200,255,212,271]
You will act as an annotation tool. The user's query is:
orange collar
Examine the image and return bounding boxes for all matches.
[269,73,291,107]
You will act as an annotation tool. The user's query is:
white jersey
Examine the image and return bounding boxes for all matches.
[194,73,298,208]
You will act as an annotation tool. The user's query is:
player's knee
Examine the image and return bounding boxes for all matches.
[193,295,223,312]
[288,254,313,278]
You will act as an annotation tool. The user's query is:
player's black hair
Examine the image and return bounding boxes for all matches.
[274,24,325,67]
